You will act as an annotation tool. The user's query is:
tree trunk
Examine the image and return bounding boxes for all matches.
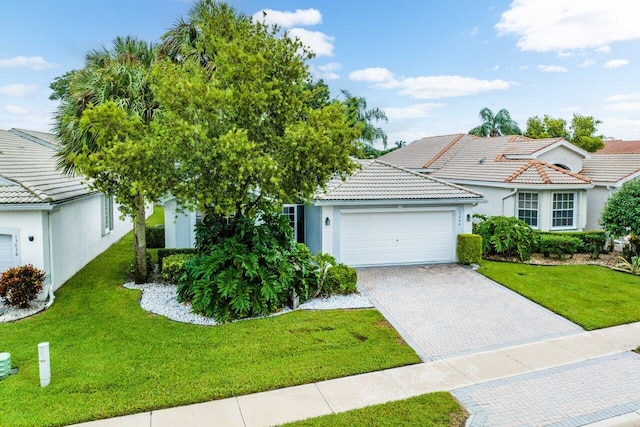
[133,192,147,284]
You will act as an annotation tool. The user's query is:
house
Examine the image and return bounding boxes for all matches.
[164,159,485,267]
[379,134,639,232]
[0,128,132,299]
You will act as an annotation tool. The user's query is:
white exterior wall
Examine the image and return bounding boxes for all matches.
[164,198,196,248]
[308,202,475,264]
[48,194,131,291]
[0,210,46,271]
[459,185,514,218]
[537,146,584,173]
[586,186,613,231]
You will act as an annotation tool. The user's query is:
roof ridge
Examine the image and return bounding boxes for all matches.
[504,161,536,183]
[421,133,465,169]
[374,159,484,197]
[544,162,592,183]
[505,160,592,184]
[533,161,551,184]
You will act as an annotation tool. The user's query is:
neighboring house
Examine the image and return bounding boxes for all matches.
[0,128,132,298]
[165,159,485,267]
[379,133,639,232]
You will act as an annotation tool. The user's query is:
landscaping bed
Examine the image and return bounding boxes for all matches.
[484,251,620,267]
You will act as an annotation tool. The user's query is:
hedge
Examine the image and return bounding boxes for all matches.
[157,248,198,270]
[145,225,165,249]
[457,234,482,265]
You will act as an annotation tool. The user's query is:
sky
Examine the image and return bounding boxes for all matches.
[1,0,640,147]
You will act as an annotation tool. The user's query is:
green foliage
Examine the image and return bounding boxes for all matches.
[615,256,640,275]
[283,392,466,427]
[145,225,165,249]
[456,234,482,265]
[157,248,197,269]
[162,254,195,284]
[601,180,640,237]
[473,215,534,260]
[537,234,582,259]
[0,265,45,308]
[341,89,388,149]
[469,107,521,137]
[152,2,360,217]
[534,230,607,259]
[525,113,604,152]
[321,264,358,296]
[178,207,318,322]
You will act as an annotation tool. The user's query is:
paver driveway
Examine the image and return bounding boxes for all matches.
[357,264,583,361]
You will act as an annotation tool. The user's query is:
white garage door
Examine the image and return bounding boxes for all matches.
[340,209,456,266]
[0,234,13,273]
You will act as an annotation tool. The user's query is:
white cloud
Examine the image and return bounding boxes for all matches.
[384,103,443,120]
[311,62,341,80]
[597,46,611,53]
[470,26,479,37]
[604,59,629,69]
[557,51,574,58]
[0,84,38,97]
[253,8,321,27]
[496,0,640,52]
[489,65,500,71]
[537,65,568,72]
[607,102,640,111]
[288,28,334,56]
[578,59,595,68]
[3,105,28,115]
[518,65,529,71]
[600,117,640,140]
[349,67,395,83]
[606,93,640,102]
[0,56,52,70]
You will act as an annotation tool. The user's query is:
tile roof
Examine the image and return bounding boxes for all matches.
[9,128,59,149]
[316,159,483,201]
[0,129,91,204]
[596,140,640,154]
[382,134,593,186]
[582,154,640,183]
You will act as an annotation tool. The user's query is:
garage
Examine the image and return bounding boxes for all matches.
[0,233,14,273]
[340,209,455,266]
[307,159,484,267]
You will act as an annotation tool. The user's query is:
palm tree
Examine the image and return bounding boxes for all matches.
[469,107,522,137]
[341,89,388,148]
[51,36,158,282]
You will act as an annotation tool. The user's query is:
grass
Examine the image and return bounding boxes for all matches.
[283,392,467,427]
[480,260,640,330]
[0,208,419,427]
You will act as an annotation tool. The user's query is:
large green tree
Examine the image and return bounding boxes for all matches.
[525,114,604,152]
[600,180,640,237]
[340,89,388,149]
[469,107,522,137]
[153,1,359,219]
[51,36,173,282]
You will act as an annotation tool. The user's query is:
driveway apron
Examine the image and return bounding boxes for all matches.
[356,264,583,361]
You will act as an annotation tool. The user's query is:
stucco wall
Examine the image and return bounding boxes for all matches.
[586,186,612,231]
[537,145,584,173]
[0,210,46,271]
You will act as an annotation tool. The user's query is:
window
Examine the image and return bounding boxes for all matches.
[282,205,297,241]
[517,192,539,227]
[102,195,114,235]
[552,193,575,228]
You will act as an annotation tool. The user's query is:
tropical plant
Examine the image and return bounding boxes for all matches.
[473,215,535,260]
[313,252,337,297]
[51,36,173,283]
[469,107,522,137]
[341,89,388,149]
[323,264,358,296]
[0,265,46,308]
[614,256,640,275]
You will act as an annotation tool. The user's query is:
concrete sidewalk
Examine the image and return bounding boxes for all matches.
[71,321,640,427]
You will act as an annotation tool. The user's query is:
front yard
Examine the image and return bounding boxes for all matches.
[0,211,418,427]
[480,260,640,330]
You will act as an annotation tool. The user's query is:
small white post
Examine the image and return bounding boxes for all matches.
[38,342,50,387]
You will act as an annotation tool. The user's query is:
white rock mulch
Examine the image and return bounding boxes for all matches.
[0,300,47,323]
[123,282,373,326]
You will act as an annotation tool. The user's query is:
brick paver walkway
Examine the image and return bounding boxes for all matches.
[357,264,583,361]
[453,352,640,426]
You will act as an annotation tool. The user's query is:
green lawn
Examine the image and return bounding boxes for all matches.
[0,209,418,427]
[480,260,640,330]
[283,392,467,427]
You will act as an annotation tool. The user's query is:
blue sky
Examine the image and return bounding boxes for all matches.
[2,0,640,146]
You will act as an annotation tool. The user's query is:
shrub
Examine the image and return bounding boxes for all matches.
[321,264,358,296]
[177,207,318,322]
[473,215,535,261]
[457,234,482,265]
[313,252,337,297]
[157,248,197,270]
[534,231,608,259]
[162,254,196,284]
[537,234,582,259]
[0,264,46,308]
[145,225,165,249]
[615,255,640,275]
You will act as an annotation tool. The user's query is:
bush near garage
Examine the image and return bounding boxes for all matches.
[457,234,482,265]
[472,215,535,261]
[0,264,46,308]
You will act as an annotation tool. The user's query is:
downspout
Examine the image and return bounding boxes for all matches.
[45,210,55,309]
[502,188,518,215]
